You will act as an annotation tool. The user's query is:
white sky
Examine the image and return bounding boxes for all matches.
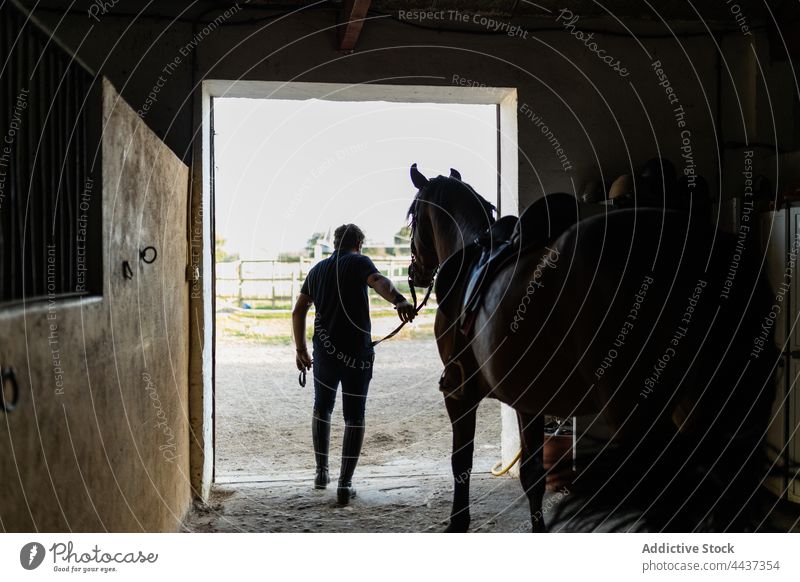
[213,97,497,259]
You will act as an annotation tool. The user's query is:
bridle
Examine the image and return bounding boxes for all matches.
[370,222,437,347]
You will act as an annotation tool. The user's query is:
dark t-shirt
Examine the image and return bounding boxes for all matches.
[300,250,380,359]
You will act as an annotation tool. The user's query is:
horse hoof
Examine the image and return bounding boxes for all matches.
[531,520,548,533]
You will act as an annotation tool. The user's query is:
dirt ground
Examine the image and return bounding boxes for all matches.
[183,333,800,533]
[212,334,502,478]
[184,472,544,533]
[183,333,547,532]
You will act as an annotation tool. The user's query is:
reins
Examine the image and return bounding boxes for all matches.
[370,269,436,348]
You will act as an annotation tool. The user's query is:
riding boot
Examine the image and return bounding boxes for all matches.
[312,409,331,489]
[337,420,365,505]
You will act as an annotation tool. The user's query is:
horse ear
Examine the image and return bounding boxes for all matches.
[449,168,462,180]
[410,163,429,189]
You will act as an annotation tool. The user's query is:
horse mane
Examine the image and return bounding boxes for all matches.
[407,175,496,230]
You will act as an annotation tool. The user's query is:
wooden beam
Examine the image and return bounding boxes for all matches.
[338,0,372,51]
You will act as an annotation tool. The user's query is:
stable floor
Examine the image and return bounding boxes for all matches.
[188,331,800,533]
[184,466,539,533]
[192,334,530,532]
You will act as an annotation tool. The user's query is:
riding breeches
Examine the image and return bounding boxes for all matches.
[312,350,374,423]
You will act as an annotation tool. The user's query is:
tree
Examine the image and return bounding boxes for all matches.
[215,234,239,263]
[394,225,411,245]
[305,231,327,255]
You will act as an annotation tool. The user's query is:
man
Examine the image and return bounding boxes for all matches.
[292,224,416,505]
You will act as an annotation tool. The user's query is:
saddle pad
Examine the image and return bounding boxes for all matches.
[435,243,482,323]
[461,193,584,331]
[438,193,587,335]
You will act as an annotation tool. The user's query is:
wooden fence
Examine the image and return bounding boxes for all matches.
[216,257,421,309]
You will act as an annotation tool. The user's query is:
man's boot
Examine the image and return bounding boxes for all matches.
[337,420,365,505]
[312,409,331,489]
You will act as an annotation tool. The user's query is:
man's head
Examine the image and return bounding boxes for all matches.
[333,223,365,252]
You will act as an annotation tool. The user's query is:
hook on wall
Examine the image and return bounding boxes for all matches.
[140,246,158,264]
[1,367,20,413]
[122,260,134,280]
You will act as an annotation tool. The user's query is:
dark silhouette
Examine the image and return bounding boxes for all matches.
[293,223,416,505]
[406,163,777,532]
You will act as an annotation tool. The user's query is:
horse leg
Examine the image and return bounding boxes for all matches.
[517,412,547,533]
[443,393,479,533]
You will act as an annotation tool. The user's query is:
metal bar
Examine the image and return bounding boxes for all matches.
[65,57,76,292]
[0,13,12,299]
[0,2,99,304]
[784,203,792,495]
[496,103,502,216]
[16,12,29,299]
[54,45,65,295]
[8,10,20,300]
[42,39,54,297]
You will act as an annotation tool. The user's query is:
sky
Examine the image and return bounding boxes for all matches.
[213,97,497,259]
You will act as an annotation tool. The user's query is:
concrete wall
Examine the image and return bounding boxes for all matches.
[0,80,190,532]
[27,8,724,208]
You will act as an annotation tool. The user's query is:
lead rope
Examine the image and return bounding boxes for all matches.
[299,270,436,386]
[370,270,436,348]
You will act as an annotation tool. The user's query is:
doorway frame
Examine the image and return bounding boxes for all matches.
[191,79,519,500]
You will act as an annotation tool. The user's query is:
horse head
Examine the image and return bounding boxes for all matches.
[407,163,495,288]
[407,164,456,287]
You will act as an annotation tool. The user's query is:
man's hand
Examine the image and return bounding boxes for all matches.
[292,293,313,373]
[367,273,418,323]
[396,299,416,323]
[296,348,312,372]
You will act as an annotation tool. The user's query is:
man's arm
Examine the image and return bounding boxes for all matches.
[292,293,313,371]
[366,273,416,322]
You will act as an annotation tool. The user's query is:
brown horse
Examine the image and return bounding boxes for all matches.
[407,164,776,532]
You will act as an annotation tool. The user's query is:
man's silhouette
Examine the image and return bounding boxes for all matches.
[292,224,415,504]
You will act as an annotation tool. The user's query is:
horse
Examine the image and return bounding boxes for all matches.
[406,164,776,532]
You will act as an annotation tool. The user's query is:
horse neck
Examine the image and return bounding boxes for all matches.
[430,206,491,263]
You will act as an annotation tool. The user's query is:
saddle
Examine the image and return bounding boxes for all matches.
[438,193,582,333]
[434,193,584,398]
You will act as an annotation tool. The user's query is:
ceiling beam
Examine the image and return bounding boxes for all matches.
[338,0,372,51]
